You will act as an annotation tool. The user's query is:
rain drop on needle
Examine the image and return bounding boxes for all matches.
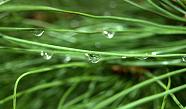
[182,56,186,62]
[40,51,53,60]
[102,30,115,39]
[34,30,45,37]
[85,53,100,63]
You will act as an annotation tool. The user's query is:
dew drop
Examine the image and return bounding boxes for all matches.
[102,30,115,39]
[162,61,168,65]
[85,53,100,63]
[137,57,148,60]
[122,56,127,59]
[40,51,53,60]
[34,30,45,37]
[64,56,71,63]
[136,53,148,60]
[182,56,186,62]
[121,56,127,61]
[151,52,158,56]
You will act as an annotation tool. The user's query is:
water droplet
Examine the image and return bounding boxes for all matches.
[138,57,148,60]
[136,53,148,60]
[162,61,168,65]
[151,52,158,56]
[34,30,45,37]
[64,56,71,63]
[122,56,127,59]
[102,30,115,39]
[85,53,100,63]
[182,56,186,62]
[40,51,53,60]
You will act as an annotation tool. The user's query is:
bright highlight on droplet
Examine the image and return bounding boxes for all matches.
[137,57,148,60]
[182,56,186,62]
[85,53,100,63]
[122,56,127,59]
[102,30,115,39]
[137,53,148,60]
[162,61,168,65]
[34,30,45,37]
[64,56,71,63]
[151,52,158,56]
[40,51,53,60]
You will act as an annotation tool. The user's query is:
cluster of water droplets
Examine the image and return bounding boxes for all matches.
[102,30,115,39]
[33,30,52,60]
[85,53,100,63]
[40,51,53,60]
[33,30,74,62]
[32,28,186,65]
